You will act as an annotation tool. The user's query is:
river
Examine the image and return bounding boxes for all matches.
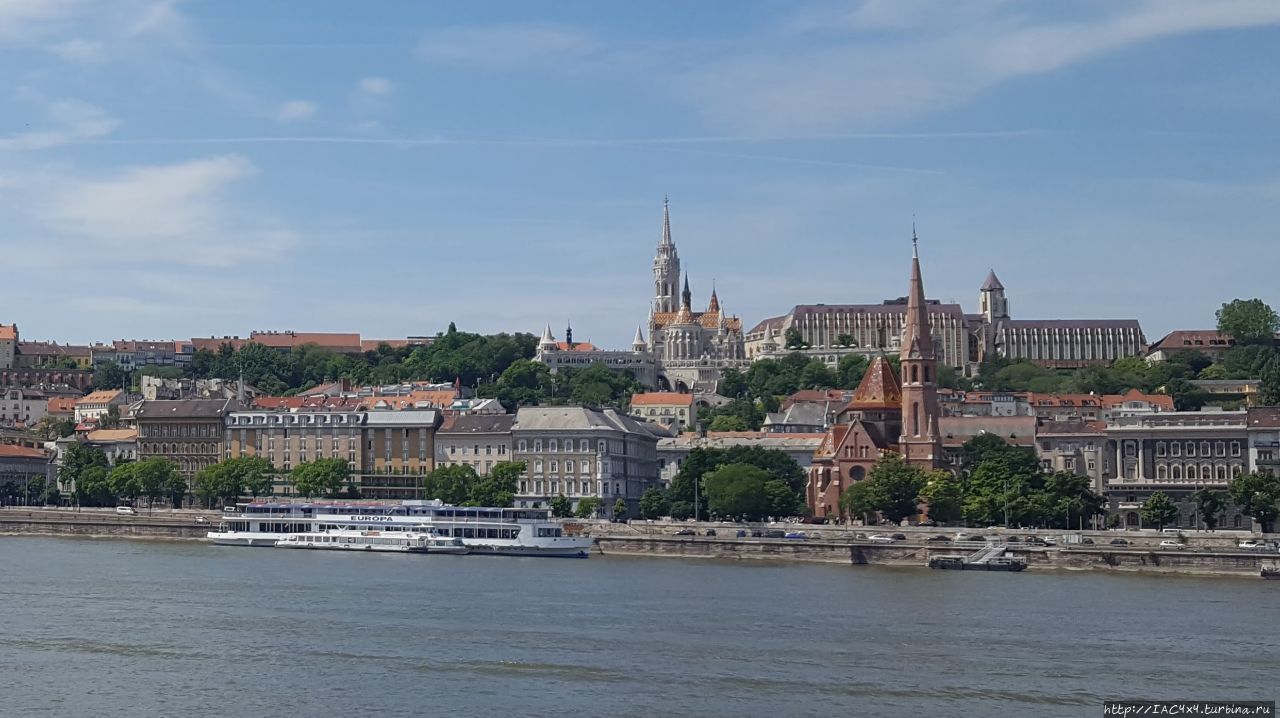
[0,537,1275,718]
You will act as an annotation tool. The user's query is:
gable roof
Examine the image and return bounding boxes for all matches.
[76,390,123,405]
[630,392,694,407]
[0,444,45,458]
[847,356,901,411]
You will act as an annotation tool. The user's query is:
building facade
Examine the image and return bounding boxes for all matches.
[534,325,659,389]
[1103,410,1250,529]
[74,390,127,424]
[511,406,662,518]
[1246,407,1280,476]
[0,388,49,428]
[0,324,15,370]
[435,414,515,475]
[658,431,824,487]
[0,444,53,504]
[628,392,695,431]
[134,399,238,484]
[223,408,441,499]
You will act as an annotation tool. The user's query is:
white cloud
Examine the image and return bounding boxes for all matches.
[359,76,394,96]
[686,0,1280,133]
[275,99,317,123]
[416,23,595,67]
[0,0,84,43]
[0,97,117,151]
[47,36,104,62]
[34,155,297,267]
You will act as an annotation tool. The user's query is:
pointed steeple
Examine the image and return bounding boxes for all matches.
[632,325,646,350]
[707,281,720,313]
[901,229,934,361]
[981,269,1003,291]
[848,355,902,411]
[539,324,555,349]
[661,195,672,247]
[681,274,691,309]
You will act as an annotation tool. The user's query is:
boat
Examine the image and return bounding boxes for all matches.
[274,528,468,554]
[208,499,593,558]
[1262,564,1280,580]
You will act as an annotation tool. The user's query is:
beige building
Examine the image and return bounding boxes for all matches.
[1,388,49,428]
[1036,421,1110,494]
[628,392,695,431]
[435,414,515,474]
[135,399,239,488]
[224,409,440,500]
[74,390,128,424]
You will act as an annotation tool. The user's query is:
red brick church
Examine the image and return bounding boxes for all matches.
[807,238,943,517]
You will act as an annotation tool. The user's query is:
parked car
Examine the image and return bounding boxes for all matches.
[115,506,136,515]
[764,529,786,539]
[1238,540,1262,550]
[891,533,907,541]
[801,516,829,525]
[926,535,951,543]
[1109,538,1130,546]
[955,534,985,542]
[750,529,763,538]
[735,529,747,538]
[194,516,208,524]
[1158,540,1185,550]
[868,534,895,543]
[1023,537,1046,546]
[1080,537,1094,545]
[784,531,807,540]
[673,528,695,536]
[705,529,717,537]
[1005,536,1022,543]
[1041,537,1057,546]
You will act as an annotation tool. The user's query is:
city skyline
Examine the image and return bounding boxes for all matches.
[3,1,1278,347]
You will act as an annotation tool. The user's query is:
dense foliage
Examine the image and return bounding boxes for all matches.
[956,434,1106,529]
[664,446,807,520]
[420,461,523,507]
[290,458,354,499]
[1140,491,1180,530]
[478,360,643,410]
[194,456,274,508]
[1228,471,1280,533]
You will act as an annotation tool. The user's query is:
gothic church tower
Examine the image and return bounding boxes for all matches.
[653,197,682,314]
[898,231,943,468]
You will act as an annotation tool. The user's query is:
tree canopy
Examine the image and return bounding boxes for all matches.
[668,446,806,519]
[1216,298,1279,346]
[1140,491,1180,530]
[420,461,523,507]
[1228,471,1280,533]
[290,458,353,498]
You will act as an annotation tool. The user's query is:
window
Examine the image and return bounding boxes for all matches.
[534,440,542,452]
[1215,441,1225,457]
[534,459,543,473]
[1171,442,1181,457]
[1156,464,1167,479]
[519,481,527,493]
[1216,465,1227,481]
[1186,441,1195,456]
[549,439,558,453]
[1156,442,1166,457]
[550,460,558,473]
[518,440,527,452]
[1231,442,1241,457]
[580,439,589,452]
[1200,441,1210,457]
[565,460,574,473]
[1186,465,1196,480]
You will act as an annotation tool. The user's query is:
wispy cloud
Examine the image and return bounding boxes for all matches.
[358,76,394,96]
[0,96,117,151]
[416,23,596,68]
[687,0,1280,133]
[274,99,317,123]
[30,155,297,267]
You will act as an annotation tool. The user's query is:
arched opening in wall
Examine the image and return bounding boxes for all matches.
[1234,514,1243,529]
[911,402,920,437]
[1171,465,1182,480]
[911,366,919,384]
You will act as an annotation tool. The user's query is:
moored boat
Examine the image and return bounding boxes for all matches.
[208,499,593,558]
[275,528,468,554]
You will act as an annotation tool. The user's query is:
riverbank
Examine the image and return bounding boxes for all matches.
[0,508,212,541]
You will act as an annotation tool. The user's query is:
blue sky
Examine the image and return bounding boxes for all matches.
[3,0,1278,348]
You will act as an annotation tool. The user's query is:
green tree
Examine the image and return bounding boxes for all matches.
[835,354,869,389]
[1228,471,1280,533]
[549,494,573,518]
[1140,491,1180,530]
[838,480,874,524]
[164,473,188,508]
[574,496,602,519]
[75,465,114,507]
[421,464,477,505]
[133,457,179,508]
[24,477,46,505]
[1191,487,1227,531]
[717,368,749,399]
[862,455,930,524]
[1216,298,1280,346]
[835,333,855,347]
[669,501,694,520]
[1260,356,1280,406]
[639,487,669,519]
[784,327,809,349]
[93,361,129,391]
[290,458,351,498]
[35,416,76,440]
[708,415,749,432]
[763,479,802,517]
[470,461,522,507]
[58,443,110,496]
[612,498,629,521]
[704,463,771,520]
[921,470,963,524]
[107,463,140,503]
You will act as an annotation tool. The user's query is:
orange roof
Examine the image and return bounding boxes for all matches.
[362,390,457,410]
[0,324,15,341]
[1102,389,1174,411]
[847,356,901,411]
[631,392,694,407]
[76,390,123,405]
[0,444,45,458]
[361,339,411,351]
[47,397,78,414]
[190,337,248,352]
[86,429,138,442]
[249,331,362,351]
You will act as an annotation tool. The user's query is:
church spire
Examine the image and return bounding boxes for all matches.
[901,228,934,361]
[661,195,672,247]
[707,282,720,313]
[632,325,646,351]
[681,273,691,309]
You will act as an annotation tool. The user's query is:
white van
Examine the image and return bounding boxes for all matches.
[115,506,136,515]
[1160,528,1182,534]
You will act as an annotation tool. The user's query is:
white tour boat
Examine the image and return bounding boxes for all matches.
[208,499,593,558]
[274,528,468,554]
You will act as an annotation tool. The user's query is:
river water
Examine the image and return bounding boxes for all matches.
[0,537,1275,718]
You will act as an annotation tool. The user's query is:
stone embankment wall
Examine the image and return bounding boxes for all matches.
[0,508,212,540]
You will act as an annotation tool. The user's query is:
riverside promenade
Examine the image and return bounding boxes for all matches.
[585,519,1280,578]
[0,506,215,540]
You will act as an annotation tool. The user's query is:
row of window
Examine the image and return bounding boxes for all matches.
[1153,440,1241,458]
[142,423,218,438]
[531,459,592,474]
[447,444,508,456]
[1153,463,1243,481]
[519,480,623,496]
[516,438,606,454]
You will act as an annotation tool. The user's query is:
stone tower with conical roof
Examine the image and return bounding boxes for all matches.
[898,231,943,468]
[979,269,1009,322]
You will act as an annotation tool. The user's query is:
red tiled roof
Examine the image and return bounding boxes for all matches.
[0,324,16,341]
[76,390,123,405]
[551,342,599,352]
[250,331,362,350]
[0,444,45,458]
[847,356,901,411]
[47,397,78,414]
[1149,330,1238,351]
[631,392,694,407]
[360,339,411,351]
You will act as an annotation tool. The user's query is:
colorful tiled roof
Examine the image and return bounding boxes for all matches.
[847,356,901,411]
